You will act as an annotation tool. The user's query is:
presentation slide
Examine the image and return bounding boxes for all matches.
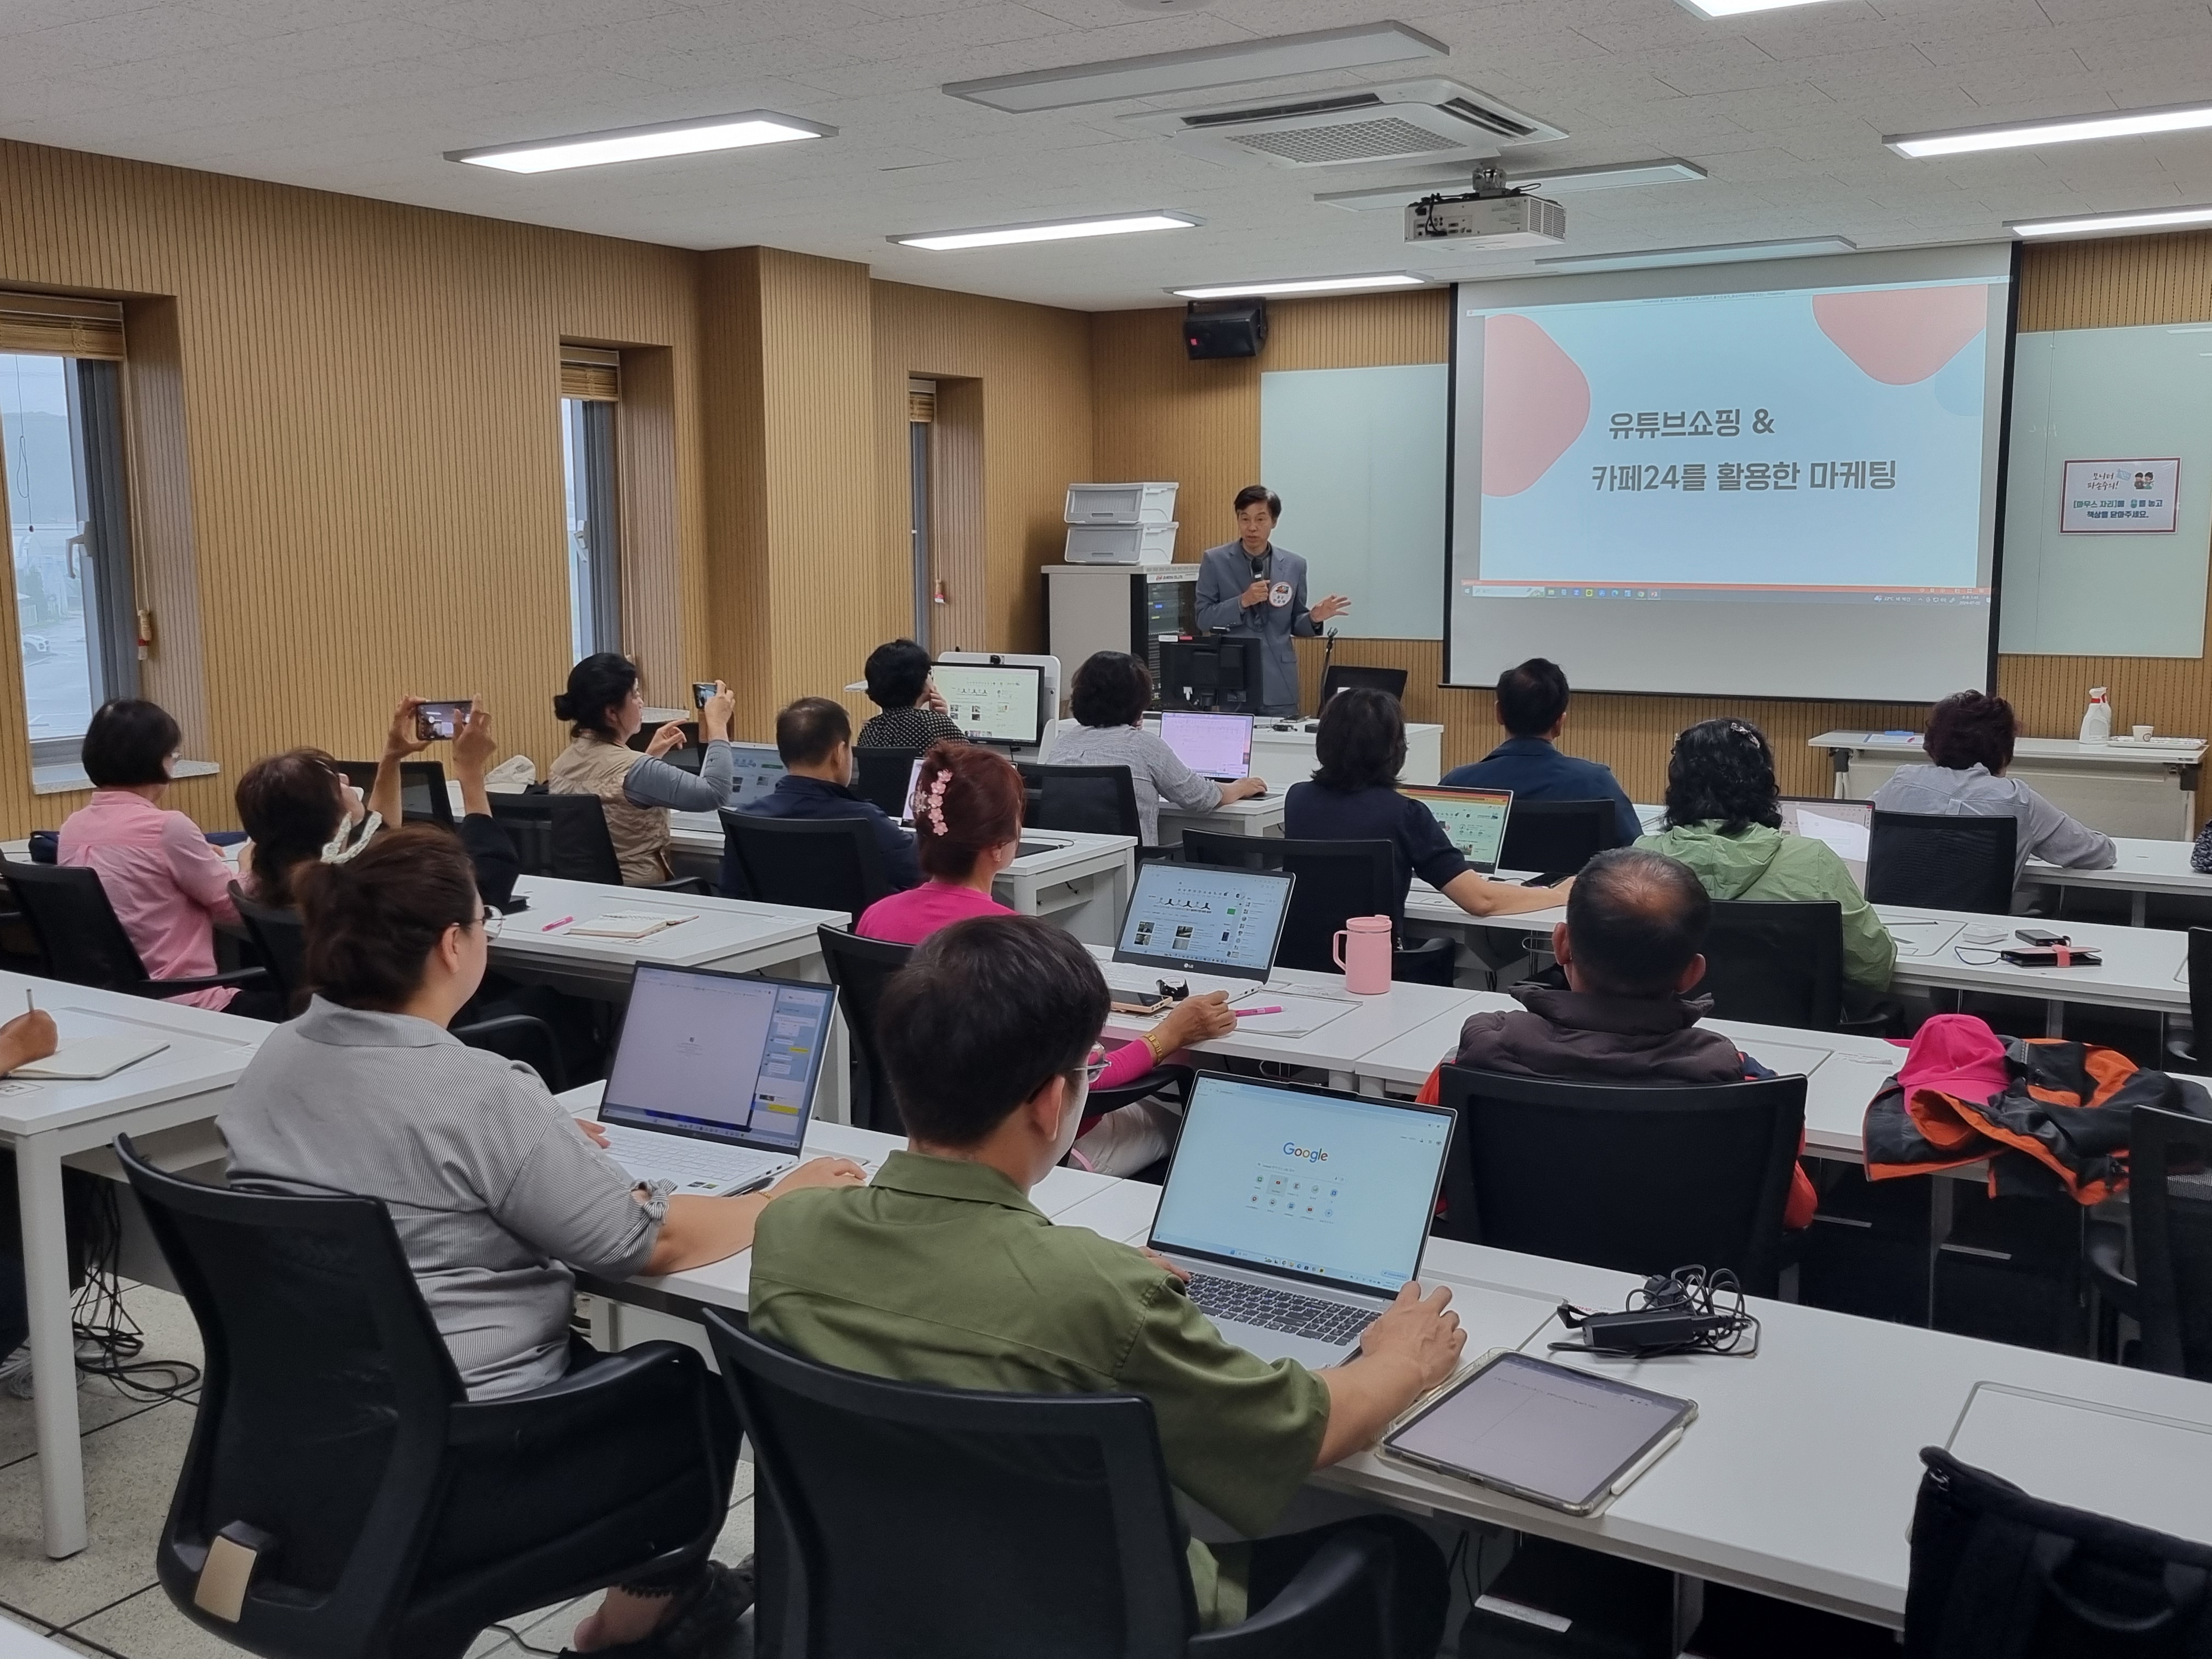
[1448,246,2012,702]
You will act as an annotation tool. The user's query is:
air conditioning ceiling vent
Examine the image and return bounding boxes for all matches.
[1122,78,1564,168]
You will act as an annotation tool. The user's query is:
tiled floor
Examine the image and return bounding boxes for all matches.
[0,1284,758,1659]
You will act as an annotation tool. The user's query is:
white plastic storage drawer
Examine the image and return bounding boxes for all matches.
[1064,523,1178,566]
[1064,482,1178,525]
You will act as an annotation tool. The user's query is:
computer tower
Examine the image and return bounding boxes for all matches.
[1042,565,1198,695]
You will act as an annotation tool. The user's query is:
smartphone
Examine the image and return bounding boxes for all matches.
[2015,928,2069,947]
[2001,947,2102,968]
[693,681,719,710]
[1521,871,1572,889]
[415,699,471,742]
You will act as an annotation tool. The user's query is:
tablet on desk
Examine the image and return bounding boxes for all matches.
[1380,1351,1695,1516]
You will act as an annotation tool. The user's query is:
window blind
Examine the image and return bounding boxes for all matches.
[0,293,125,359]
[907,378,935,423]
[560,345,620,402]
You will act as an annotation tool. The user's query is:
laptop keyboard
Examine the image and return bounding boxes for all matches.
[598,1123,792,1195]
[1187,1273,1378,1347]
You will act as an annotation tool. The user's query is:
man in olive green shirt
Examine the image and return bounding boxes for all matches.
[751,915,1458,1649]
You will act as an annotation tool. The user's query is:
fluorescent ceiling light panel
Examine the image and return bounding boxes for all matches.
[1170,273,1423,298]
[1316,159,1704,211]
[447,111,831,172]
[1674,0,1848,16]
[943,22,1446,113]
[1887,100,2212,159]
[2008,203,2212,237]
[891,212,1200,251]
[1536,236,1856,272]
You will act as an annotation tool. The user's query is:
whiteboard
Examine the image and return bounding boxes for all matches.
[2000,323,2212,657]
[1259,364,1447,640]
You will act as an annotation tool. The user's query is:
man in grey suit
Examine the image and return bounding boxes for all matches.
[1193,485,1351,718]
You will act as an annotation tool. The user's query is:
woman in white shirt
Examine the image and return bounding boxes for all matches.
[1871,690,2116,882]
[1048,652,1266,845]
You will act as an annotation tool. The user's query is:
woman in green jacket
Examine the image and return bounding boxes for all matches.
[1638,718,1896,993]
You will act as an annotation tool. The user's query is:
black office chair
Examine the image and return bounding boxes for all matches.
[115,1135,732,1659]
[1498,800,1620,878]
[816,926,912,1135]
[1693,900,1846,1031]
[1182,831,1456,987]
[721,812,889,917]
[1023,763,1143,842]
[489,794,702,893]
[2163,927,2212,1074]
[337,760,454,829]
[851,748,922,817]
[2085,1104,2212,1382]
[627,723,704,776]
[1904,1447,2212,1657]
[451,1013,570,1096]
[702,1310,1429,1659]
[1865,810,2016,914]
[229,882,308,1014]
[1435,1065,1807,1296]
[1,861,269,1002]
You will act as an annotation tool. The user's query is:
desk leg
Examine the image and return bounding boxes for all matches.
[2131,891,2148,928]
[18,1135,86,1558]
[2044,999,2066,1039]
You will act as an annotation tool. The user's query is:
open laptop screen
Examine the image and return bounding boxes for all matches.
[1151,1076,1453,1295]
[600,966,834,1151]
[1778,796,1871,887]
[1113,861,1293,981]
[726,743,788,809]
[1402,786,1514,874]
[1159,711,1254,781]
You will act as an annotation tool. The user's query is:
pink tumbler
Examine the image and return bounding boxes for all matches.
[1331,915,1394,995]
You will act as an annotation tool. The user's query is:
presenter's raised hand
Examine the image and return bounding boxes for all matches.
[1240,578,1272,608]
[1311,594,1352,624]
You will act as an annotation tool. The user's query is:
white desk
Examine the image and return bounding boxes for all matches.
[1156,794,1284,845]
[1811,731,2205,840]
[0,978,269,1559]
[574,1106,2212,1630]
[2022,835,2212,926]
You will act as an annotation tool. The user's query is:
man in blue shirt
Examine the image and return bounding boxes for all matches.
[1441,658,1641,847]
[724,697,922,896]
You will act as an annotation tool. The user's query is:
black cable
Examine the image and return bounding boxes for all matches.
[70,1183,201,1403]
[1551,1265,1761,1359]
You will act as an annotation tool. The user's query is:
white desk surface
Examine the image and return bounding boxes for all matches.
[1810,731,2207,768]
[491,876,841,973]
[1944,1381,2212,1549]
[0,972,267,1138]
[1158,795,1285,836]
[667,814,1133,882]
[2023,834,2212,898]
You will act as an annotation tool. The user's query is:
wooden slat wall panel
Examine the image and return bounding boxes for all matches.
[0,136,703,833]
[1102,256,2212,798]
[870,280,1093,659]
[120,296,211,760]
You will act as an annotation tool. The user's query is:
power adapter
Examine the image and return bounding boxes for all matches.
[1550,1266,1762,1358]
[1571,1307,1739,1356]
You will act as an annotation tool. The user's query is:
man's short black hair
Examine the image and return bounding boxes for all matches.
[864,639,933,711]
[1565,848,1711,997]
[1070,651,1152,729]
[1497,658,1570,738]
[776,697,851,767]
[1233,484,1282,520]
[877,914,1109,1146]
[81,699,180,788]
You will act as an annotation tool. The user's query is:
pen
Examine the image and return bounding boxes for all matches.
[1234,1006,1284,1018]
[540,916,575,932]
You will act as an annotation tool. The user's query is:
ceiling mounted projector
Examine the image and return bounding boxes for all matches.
[1405,165,1565,247]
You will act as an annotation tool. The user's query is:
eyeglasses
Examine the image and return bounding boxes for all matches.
[1082,1051,1112,1085]
[477,911,505,940]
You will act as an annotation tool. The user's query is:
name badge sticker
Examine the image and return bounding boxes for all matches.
[1268,582,1294,609]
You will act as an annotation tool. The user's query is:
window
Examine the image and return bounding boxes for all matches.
[0,295,138,763]
[560,346,621,665]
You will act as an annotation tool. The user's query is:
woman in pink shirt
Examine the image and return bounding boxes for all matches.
[57,700,278,1018]
[857,740,1233,1172]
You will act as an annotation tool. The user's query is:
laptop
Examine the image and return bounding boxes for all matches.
[1109,859,1295,985]
[726,743,788,809]
[1402,785,1514,874]
[594,963,836,1196]
[1159,710,1255,783]
[1149,1075,1456,1369]
[1778,795,1872,888]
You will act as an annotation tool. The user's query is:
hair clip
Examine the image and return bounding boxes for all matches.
[924,769,951,836]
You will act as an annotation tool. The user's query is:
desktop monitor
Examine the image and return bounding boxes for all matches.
[1402,786,1514,875]
[1320,665,1408,706]
[1159,710,1255,782]
[1159,637,1259,712]
[932,662,1045,746]
[1778,796,1872,888]
[1113,860,1294,981]
[725,743,788,808]
[599,964,836,1151]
